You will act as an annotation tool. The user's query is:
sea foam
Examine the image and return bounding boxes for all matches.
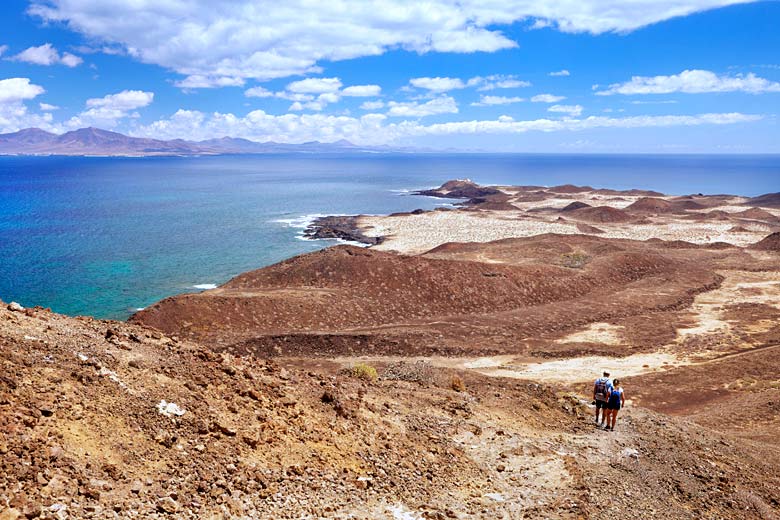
[193,283,217,290]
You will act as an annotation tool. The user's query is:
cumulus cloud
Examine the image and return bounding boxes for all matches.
[360,100,385,110]
[597,69,780,95]
[67,89,154,128]
[29,1,753,86]
[0,77,55,133]
[548,104,583,116]
[473,75,531,91]
[128,107,762,146]
[39,102,60,111]
[531,93,567,103]
[409,77,467,93]
[244,86,274,98]
[549,69,570,76]
[0,78,45,104]
[341,85,381,97]
[176,75,245,88]
[410,75,530,93]
[286,77,343,94]
[471,95,525,106]
[11,43,83,67]
[387,96,458,117]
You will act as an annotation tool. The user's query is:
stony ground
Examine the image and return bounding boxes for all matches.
[2,302,779,519]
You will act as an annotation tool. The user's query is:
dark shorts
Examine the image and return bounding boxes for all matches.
[595,400,608,410]
[607,398,621,411]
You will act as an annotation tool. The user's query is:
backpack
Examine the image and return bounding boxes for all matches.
[594,378,608,401]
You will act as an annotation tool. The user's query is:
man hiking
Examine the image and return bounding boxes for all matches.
[592,371,613,427]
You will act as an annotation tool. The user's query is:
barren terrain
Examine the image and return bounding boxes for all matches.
[3,180,780,518]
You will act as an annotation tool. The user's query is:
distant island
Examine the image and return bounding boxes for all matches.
[0,127,413,157]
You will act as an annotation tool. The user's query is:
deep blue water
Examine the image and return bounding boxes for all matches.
[0,153,778,319]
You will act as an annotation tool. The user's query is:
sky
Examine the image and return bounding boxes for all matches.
[0,0,779,152]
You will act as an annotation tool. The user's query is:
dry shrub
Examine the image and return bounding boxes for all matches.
[347,363,378,382]
[560,251,590,269]
[450,375,466,392]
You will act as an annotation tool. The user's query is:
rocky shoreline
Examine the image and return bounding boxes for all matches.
[302,215,384,245]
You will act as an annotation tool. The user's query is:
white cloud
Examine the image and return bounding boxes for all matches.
[39,102,60,111]
[176,75,245,88]
[129,108,762,146]
[286,77,342,94]
[597,69,780,95]
[531,93,566,103]
[412,112,762,137]
[548,104,583,116]
[549,69,570,76]
[471,95,525,106]
[0,78,45,104]
[387,96,458,117]
[342,85,382,97]
[629,100,678,104]
[472,75,531,91]
[411,75,530,93]
[67,89,154,128]
[244,86,274,98]
[86,90,154,110]
[360,100,385,110]
[0,45,8,57]
[11,43,83,67]
[60,52,83,67]
[409,77,466,93]
[29,1,754,86]
[0,78,55,133]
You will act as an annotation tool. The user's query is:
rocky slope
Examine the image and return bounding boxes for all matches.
[2,302,780,519]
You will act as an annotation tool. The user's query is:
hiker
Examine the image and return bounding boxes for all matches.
[604,378,625,431]
[592,371,613,426]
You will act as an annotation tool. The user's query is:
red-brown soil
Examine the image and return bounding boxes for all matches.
[626,197,673,213]
[3,303,780,519]
[750,232,780,251]
[567,206,634,223]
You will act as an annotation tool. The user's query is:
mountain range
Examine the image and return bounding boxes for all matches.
[0,127,402,156]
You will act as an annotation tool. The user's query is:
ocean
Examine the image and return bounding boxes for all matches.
[1,153,778,320]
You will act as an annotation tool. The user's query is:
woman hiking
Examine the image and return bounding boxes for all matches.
[604,378,625,431]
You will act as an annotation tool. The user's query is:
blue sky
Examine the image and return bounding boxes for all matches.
[0,0,778,152]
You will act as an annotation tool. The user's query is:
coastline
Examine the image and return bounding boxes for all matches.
[301,179,780,255]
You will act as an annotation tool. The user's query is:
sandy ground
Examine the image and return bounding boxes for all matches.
[361,211,766,254]
[360,188,777,254]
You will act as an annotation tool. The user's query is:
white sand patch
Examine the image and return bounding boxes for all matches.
[676,271,780,340]
[361,210,765,255]
[557,322,624,345]
[464,356,515,369]
[473,353,683,384]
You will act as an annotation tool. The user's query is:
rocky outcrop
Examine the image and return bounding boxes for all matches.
[302,216,384,245]
[414,179,503,199]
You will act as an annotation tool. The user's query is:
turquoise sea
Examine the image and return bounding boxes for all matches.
[0,153,778,319]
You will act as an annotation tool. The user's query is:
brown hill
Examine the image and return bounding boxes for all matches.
[561,201,591,212]
[735,207,778,221]
[747,192,780,208]
[749,232,780,251]
[132,235,723,357]
[569,205,633,223]
[626,197,673,213]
